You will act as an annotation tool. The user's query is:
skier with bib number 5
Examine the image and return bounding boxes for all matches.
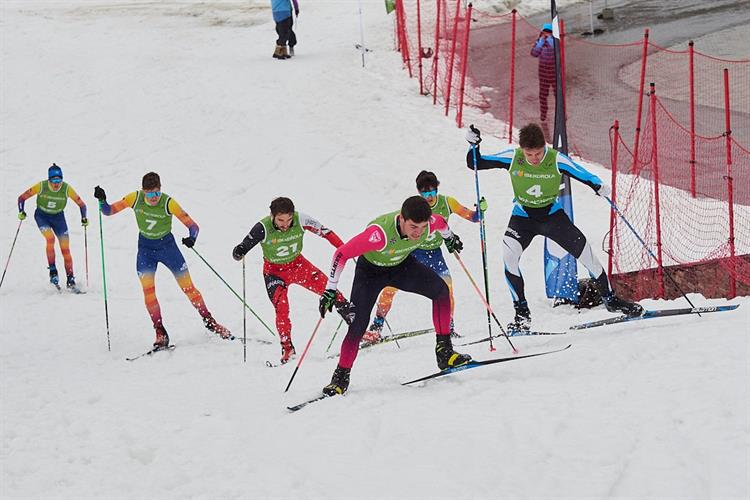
[94,172,232,349]
[17,163,88,291]
[465,123,642,331]
[232,197,354,364]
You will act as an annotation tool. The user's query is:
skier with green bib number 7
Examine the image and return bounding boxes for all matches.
[465,123,642,331]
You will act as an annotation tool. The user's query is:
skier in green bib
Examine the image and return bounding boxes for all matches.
[232,197,354,364]
[465,123,642,330]
[17,164,88,290]
[363,170,487,343]
[318,196,470,396]
[94,172,231,348]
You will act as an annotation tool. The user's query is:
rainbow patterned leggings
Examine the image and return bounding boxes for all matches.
[136,234,210,330]
[34,209,73,276]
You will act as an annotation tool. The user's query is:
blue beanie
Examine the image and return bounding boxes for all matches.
[48,163,63,180]
[542,23,553,33]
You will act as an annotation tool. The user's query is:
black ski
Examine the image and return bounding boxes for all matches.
[327,327,435,359]
[401,344,572,386]
[570,304,740,330]
[126,344,175,361]
[287,393,333,412]
[457,329,566,346]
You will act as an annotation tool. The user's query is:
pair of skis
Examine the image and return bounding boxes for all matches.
[458,304,740,347]
[288,343,572,412]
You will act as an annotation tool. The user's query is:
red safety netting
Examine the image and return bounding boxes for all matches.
[608,92,750,300]
[393,1,750,299]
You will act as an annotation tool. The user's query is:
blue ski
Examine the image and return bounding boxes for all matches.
[401,344,572,386]
[570,304,740,330]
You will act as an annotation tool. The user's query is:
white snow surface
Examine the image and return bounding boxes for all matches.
[1,1,748,499]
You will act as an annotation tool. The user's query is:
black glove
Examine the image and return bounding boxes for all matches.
[232,244,245,261]
[319,289,337,318]
[445,233,463,254]
[182,237,196,248]
[93,186,107,202]
[81,217,89,227]
[295,7,300,16]
[466,124,482,145]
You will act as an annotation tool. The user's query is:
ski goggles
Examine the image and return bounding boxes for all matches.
[420,189,438,198]
[144,191,162,199]
[49,177,63,184]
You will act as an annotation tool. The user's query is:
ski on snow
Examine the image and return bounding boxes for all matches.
[126,345,176,361]
[288,344,572,411]
[287,393,333,412]
[401,344,572,386]
[326,327,435,359]
[457,330,566,346]
[569,304,740,330]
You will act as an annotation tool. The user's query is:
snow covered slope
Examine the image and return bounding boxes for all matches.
[1,1,747,498]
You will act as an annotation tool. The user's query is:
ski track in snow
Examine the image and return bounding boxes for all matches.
[1,1,748,499]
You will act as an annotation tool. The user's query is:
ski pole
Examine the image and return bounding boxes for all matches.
[84,224,89,288]
[284,317,323,392]
[605,197,698,311]
[242,256,247,363]
[98,202,111,351]
[189,247,276,338]
[453,253,518,353]
[0,219,23,290]
[325,319,344,353]
[471,143,496,352]
[383,317,401,348]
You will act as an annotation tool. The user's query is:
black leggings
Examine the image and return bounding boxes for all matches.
[503,208,608,303]
[337,255,451,369]
[275,16,297,47]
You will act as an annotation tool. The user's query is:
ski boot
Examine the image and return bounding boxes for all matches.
[435,335,472,370]
[603,293,643,317]
[361,316,384,345]
[280,339,296,365]
[322,365,351,396]
[335,298,356,326]
[203,314,233,339]
[153,325,170,349]
[49,265,59,288]
[507,300,531,333]
[288,45,295,57]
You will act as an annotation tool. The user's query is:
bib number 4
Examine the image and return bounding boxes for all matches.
[526,184,543,198]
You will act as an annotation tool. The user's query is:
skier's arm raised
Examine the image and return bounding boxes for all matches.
[299,211,344,248]
[232,221,266,261]
[94,190,137,216]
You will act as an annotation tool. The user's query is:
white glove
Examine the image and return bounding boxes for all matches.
[465,125,481,145]
[595,183,611,199]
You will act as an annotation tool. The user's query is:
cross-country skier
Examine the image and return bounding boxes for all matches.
[465,123,643,331]
[363,170,487,343]
[93,172,231,348]
[318,196,471,396]
[232,197,354,364]
[17,163,88,291]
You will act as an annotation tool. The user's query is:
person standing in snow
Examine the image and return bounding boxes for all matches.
[531,23,556,123]
[17,163,88,291]
[464,123,643,331]
[318,196,471,396]
[363,170,487,343]
[94,172,232,348]
[232,197,354,364]
[271,0,299,59]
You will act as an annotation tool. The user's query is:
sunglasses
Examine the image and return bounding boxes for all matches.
[49,177,63,184]
[144,191,162,199]
[420,189,438,198]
